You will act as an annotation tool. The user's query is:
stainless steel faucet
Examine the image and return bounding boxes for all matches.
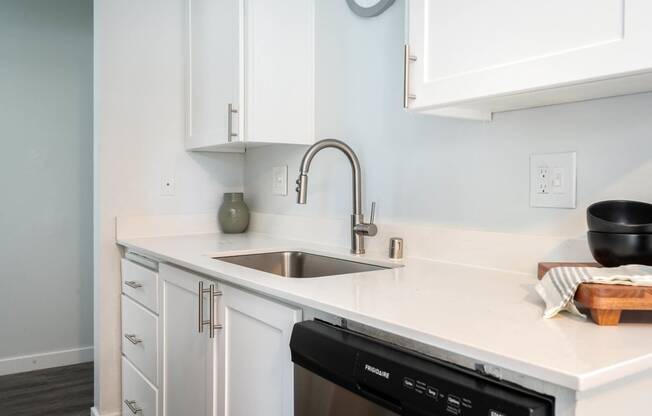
[296,139,377,254]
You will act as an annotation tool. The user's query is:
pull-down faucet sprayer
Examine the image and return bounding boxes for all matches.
[295,139,377,254]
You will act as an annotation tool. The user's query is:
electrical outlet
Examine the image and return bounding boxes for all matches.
[530,152,576,208]
[536,167,550,194]
[161,175,175,196]
[537,180,549,194]
[272,166,288,196]
[538,167,549,180]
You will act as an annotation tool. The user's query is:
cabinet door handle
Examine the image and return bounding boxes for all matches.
[198,281,210,333]
[209,284,223,339]
[227,103,238,142]
[124,334,142,345]
[124,399,142,414]
[124,281,142,289]
[199,282,223,337]
[403,44,417,108]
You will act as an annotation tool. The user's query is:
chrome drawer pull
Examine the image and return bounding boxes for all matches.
[124,334,142,345]
[124,399,142,414]
[124,281,142,289]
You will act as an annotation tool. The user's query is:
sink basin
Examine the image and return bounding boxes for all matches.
[213,251,389,278]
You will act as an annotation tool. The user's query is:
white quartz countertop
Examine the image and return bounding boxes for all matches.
[117,232,652,392]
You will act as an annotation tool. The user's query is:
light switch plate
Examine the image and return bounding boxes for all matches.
[530,152,576,208]
[272,166,288,196]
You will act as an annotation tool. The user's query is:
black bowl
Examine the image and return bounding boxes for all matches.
[587,231,652,267]
[587,200,652,234]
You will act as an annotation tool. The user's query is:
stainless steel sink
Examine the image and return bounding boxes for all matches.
[213,251,389,278]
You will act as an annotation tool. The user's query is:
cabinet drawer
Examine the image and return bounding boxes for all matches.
[122,258,159,313]
[122,295,158,384]
[123,357,158,416]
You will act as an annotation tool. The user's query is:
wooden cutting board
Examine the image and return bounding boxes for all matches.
[537,262,652,326]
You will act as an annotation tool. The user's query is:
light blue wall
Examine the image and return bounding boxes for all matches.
[244,0,652,237]
[0,0,93,363]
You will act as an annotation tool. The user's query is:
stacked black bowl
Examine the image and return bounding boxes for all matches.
[587,200,652,267]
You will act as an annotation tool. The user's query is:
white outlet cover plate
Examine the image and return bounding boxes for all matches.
[272,166,288,196]
[161,175,175,196]
[530,152,576,208]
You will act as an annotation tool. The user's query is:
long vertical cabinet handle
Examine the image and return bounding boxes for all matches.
[227,103,239,142]
[403,45,417,108]
[198,281,211,333]
[209,284,223,338]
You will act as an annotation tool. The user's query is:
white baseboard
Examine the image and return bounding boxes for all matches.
[90,406,121,416]
[0,346,93,376]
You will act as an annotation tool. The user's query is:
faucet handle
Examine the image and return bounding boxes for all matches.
[354,201,378,237]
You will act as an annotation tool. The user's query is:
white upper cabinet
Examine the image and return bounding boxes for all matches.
[405,0,652,120]
[186,0,315,152]
[186,0,241,151]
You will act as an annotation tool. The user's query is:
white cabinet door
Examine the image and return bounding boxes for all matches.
[186,0,241,150]
[160,264,216,416]
[243,0,315,145]
[407,0,652,119]
[217,284,302,416]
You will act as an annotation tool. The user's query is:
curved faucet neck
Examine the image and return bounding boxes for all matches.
[299,139,362,215]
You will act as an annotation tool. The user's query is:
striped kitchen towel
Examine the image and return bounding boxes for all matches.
[534,264,652,318]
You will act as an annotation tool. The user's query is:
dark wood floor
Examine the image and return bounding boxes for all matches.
[0,362,93,416]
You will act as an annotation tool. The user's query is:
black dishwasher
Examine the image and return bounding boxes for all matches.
[290,320,554,416]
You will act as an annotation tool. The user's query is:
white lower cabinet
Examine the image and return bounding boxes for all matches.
[122,257,161,416]
[159,264,215,416]
[123,357,158,416]
[122,295,158,385]
[218,284,302,416]
[121,258,159,313]
[151,263,302,416]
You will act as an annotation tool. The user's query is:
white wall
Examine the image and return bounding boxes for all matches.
[244,0,652,239]
[94,0,243,413]
[0,0,93,375]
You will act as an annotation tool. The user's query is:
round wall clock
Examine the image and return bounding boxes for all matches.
[346,0,396,17]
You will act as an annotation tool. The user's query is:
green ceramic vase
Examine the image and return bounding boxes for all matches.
[218,192,250,234]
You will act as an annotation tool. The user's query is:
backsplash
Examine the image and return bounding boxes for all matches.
[244,0,652,240]
[116,212,591,276]
[248,212,592,275]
